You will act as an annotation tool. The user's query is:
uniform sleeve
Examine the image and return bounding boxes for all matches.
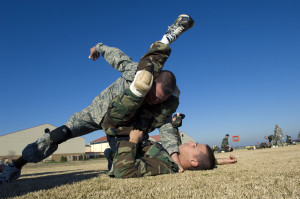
[95,43,137,81]
[159,122,179,155]
[172,116,182,128]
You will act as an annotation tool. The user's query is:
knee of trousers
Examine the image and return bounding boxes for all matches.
[22,133,58,163]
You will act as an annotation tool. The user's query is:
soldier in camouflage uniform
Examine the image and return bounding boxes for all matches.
[274,124,284,147]
[172,112,185,146]
[285,135,292,145]
[0,14,193,183]
[221,134,233,152]
[108,130,237,178]
[264,135,276,147]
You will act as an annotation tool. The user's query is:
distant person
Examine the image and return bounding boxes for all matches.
[286,135,293,145]
[212,145,221,153]
[221,134,233,152]
[274,124,284,147]
[172,112,185,146]
[259,142,269,149]
[108,130,237,178]
[264,135,276,147]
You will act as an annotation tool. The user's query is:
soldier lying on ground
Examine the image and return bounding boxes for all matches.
[109,130,237,178]
[0,14,193,183]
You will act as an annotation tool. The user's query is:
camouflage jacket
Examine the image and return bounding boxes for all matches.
[221,138,229,150]
[274,127,283,138]
[108,140,179,178]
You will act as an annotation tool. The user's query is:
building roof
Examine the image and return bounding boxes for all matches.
[90,136,107,143]
[0,123,56,138]
[149,135,160,142]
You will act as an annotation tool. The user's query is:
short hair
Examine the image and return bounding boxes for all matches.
[155,70,176,96]
[190,145,216,170]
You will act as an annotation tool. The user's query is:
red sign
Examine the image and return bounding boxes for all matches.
[232,136,240,142]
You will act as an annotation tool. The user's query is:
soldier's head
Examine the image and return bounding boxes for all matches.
[178,141,216,171]
[145,70,176,105]
[264,136,269,139]
[275,124,278,128]
[225,134,229,138]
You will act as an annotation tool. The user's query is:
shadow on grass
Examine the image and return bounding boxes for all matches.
[0,169,107,198]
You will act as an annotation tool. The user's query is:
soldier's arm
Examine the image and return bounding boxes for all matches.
[172,115,182,128]
[216,155,237,165]
[92,43,137,79]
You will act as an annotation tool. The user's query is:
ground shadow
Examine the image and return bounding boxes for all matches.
[0,169,107,198]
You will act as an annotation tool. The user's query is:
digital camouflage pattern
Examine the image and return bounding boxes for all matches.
[21,42,179,163]
[274,126,284,146]
[65,43,138,137]
[172,115,183,145]
[108,140,179,178]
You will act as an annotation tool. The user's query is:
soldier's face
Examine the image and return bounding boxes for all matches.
[145,82,170,105]
[179,141,207,159]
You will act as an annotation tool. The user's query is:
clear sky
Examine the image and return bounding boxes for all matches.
[1,0,300,147]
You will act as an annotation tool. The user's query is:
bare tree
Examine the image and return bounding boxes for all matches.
[7,150,16,160]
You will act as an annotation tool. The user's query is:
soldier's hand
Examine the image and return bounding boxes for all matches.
[171,153,184,173]
[129,130,143,144]
[229,155,237,163]
[89,46,100,61]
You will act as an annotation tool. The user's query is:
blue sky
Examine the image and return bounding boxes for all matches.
[1,0,299,147]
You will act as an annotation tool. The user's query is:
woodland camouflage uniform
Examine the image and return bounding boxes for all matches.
[108,140,178,178]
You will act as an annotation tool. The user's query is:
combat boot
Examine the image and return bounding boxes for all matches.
[164,14,194,44]
[0,163,21,183]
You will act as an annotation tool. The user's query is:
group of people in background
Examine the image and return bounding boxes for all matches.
[264,124,295,148]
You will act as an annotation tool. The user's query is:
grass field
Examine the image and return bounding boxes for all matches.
[1,144,299,199]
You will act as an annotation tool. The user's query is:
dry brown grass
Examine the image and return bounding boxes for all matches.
[1,145,300,199]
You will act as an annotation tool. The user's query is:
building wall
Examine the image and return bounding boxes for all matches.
[0,124,85,162]
[90,142,110,153]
